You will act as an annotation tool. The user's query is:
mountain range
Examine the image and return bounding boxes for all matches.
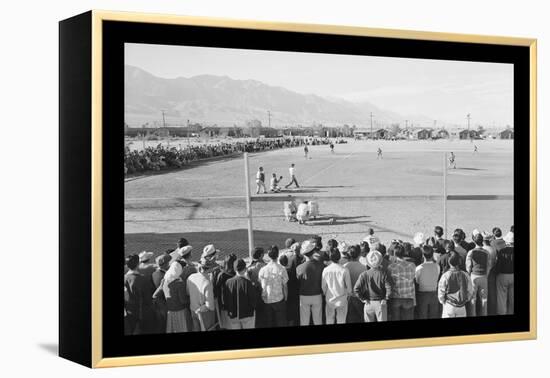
[125,65,431,128]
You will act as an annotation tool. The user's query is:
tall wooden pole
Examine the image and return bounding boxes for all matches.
[243,153,255,259]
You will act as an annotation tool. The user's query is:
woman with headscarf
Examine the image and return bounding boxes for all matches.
[160,260,190,333]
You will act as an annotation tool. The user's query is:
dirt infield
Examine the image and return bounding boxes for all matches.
[125,138,513,259]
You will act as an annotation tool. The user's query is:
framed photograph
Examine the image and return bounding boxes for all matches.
[59,10,537,368]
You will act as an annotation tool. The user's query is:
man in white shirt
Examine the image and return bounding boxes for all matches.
[284,163,300,189]
[322,248,352,324]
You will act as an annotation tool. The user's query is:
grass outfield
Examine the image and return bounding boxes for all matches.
[125,138,513,259]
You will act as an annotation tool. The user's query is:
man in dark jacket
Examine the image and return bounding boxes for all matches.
[124,254,156,334]
[496,233,514,315]
[223,259,258,329]
[296,239,325,325]
[465,233,490,316]
[438,252,473,318]
[354,250,393,322]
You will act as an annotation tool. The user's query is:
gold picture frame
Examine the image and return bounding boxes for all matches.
[59,10,537,368]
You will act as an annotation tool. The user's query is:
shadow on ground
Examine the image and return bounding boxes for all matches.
[125,229,322,259]
[38,343,58,356]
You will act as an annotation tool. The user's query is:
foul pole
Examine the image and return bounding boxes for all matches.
[443,152,448,238]
[243,152,255,259]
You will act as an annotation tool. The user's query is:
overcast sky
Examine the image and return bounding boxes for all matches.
[125,43,513,127]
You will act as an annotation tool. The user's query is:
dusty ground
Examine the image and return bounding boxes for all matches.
[125,138,513,258]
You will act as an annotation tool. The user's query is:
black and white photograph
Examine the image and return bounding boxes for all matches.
[123,42,515,335]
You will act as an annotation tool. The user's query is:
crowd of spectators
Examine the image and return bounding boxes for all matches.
[124,137,312,175]
[124,224,514,334]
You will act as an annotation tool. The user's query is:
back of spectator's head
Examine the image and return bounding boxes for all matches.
[177,238,189,248]
[234,258,247,273]
[252,247,265,261]
[267,245,279,260]
[278,254,289,267]
[393,244,405,259]
[126,254,139,270]
[434,226,444,237]
[444,240,455,252]
[378,243,387,256]
[403,242,412,256]
[474,233,484,247]
[359,241,370,255]
[452,230,462,242]
[448,251,461,268]
[329,248,341,263]
[422,245,434,261]
[311,235,323,250]
[224,253,237,273]
[327,239,338,249]
[285,238,296,249]
[493,227,503,238]
[348,245,360,260]
[367,227,375,235]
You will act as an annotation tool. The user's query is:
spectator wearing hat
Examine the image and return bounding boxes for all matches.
[415,245,441,319]
[170,237,190,262]
[187,258,217,331]
[160,261,192,333]
[495,232,514,315]
[258,245,289,327]
[138,251,157,278]
[280,239,301,326]
[174,244,197,330]
[322,248,352,324]
[387,244,416,321]
[343,245,368,323]
[354,250,393,322]
[296,239,325,325]
[212,253,237,329]
[124,254,156,334]
[151,252,171,333]
[152,252,171,289]
[438,252,474,318]
[247,247,267,328]
[410,232,426,266]
[465,233,490,316]
[223,259,258,329]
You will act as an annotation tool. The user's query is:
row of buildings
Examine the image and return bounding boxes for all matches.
[353,128,514,140]
[124,122,514,140]
[124,122,357,139]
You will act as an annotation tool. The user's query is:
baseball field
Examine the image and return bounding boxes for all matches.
[125,138,513,259]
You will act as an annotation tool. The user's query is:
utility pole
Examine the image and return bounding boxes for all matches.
[267,110,271,128]
[370,112,374,140]
[161,110,167,128]
[186,119,190,147]
[467,113,471,131]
